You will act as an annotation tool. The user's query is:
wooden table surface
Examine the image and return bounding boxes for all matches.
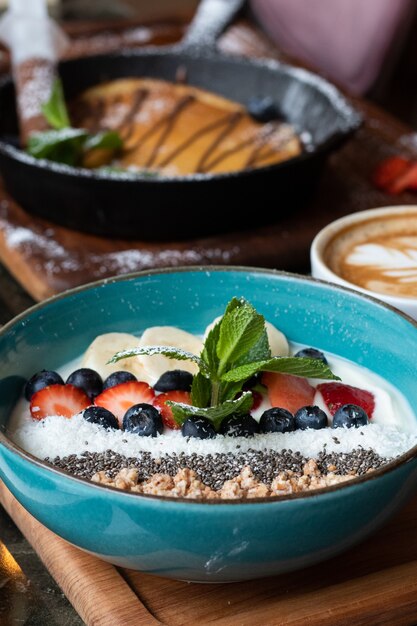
[1,15,417,626]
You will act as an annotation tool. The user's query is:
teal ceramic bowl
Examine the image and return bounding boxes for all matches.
[1,267,417,583]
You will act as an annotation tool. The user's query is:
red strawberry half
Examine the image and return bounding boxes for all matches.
[262,372,315,414]
[317,382,375,417]
[94,381,155,426]
[30,384,90,420]
[154,391,191,430]
[372,156,410,192]
[388,162,417,194]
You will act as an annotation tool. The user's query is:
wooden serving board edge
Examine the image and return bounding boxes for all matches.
[0,481,159,626]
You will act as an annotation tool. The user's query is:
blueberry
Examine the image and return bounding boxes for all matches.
[294,348,328,365]
[219,413,260,438]
[259,407,295,433]
[181,416,216,439]
[66,368,103,399]
[333,404,369,429]
[83,406,119,429]
[247,96,283,123]
[154,370,193,392]
[24,370,64,401]
[103,370,137,390]
[122,403,163,437]
[294,405,328,430]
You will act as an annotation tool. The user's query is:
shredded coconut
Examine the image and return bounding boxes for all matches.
[10,412,417,461]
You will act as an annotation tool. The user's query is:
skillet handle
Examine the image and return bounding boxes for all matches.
[180,0,245,52]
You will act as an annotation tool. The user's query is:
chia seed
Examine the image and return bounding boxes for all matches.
[47,447,390,490]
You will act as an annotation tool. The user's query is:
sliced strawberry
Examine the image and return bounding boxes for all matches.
[262,372,315,414]
[94,381,155,426]
[317,382,375,417]
[154,391,191,430]
[30,384,90,420]
[387,162,417,194]
[372,156,410,192]
[251,391,263,412]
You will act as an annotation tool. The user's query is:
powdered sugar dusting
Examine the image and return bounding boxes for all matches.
[1,206,241,283]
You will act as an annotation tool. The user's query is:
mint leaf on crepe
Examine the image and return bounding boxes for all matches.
[27,128,88,165]
[168,391,253,427]
[108,345,209,377]
[30,77,124,169]
[41,78,70,129]
[84,131,123,151]
[221,357,340,383]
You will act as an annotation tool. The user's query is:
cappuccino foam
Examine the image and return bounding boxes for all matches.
[325,213,417,298]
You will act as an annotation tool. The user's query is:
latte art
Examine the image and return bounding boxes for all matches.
[344,237,417,295]
[324,213,417,298]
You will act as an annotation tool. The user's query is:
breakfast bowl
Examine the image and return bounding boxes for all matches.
[1,267,417,583]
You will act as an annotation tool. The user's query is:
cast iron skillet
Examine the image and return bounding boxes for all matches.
[0,0,361,241]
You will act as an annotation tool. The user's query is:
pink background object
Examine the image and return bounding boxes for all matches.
[250,0,413,94]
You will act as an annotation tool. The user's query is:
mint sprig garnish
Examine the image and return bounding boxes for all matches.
[109,297,340,426]
[27,78,123,168]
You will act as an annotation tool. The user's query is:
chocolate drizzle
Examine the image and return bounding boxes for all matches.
[144,95,194,168]
[119,88,148,142]
[157,112,240,168]
[73,80,301,174]
[197,111,243,173]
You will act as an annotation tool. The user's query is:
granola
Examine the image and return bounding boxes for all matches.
[91,460,354,500]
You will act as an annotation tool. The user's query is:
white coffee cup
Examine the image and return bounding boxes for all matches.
[311,206,417,320]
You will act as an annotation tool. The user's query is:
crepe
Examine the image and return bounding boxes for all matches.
[71,77,302,176]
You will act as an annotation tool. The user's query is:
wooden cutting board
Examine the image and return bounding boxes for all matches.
[2,479,417,625]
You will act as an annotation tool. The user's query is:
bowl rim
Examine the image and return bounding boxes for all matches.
[0,49,361,184]
[1,265,416,506]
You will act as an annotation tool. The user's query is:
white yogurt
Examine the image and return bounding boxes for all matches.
[8,342,417,462]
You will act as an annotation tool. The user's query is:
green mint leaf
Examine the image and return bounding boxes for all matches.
[108,345,209,376]
[225,298,271,365]
[168,391,253,428]
[190,372,211,408]
[201,319,221,378]
[201,298,264,378]
[223,296,243,315]
[41,78,71,130]
[84,130,123,152]
[221,357,340,383]
[218,380,245,403]
[237,326,271,365]
[27,128,88,165]
[216,300,265,373]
